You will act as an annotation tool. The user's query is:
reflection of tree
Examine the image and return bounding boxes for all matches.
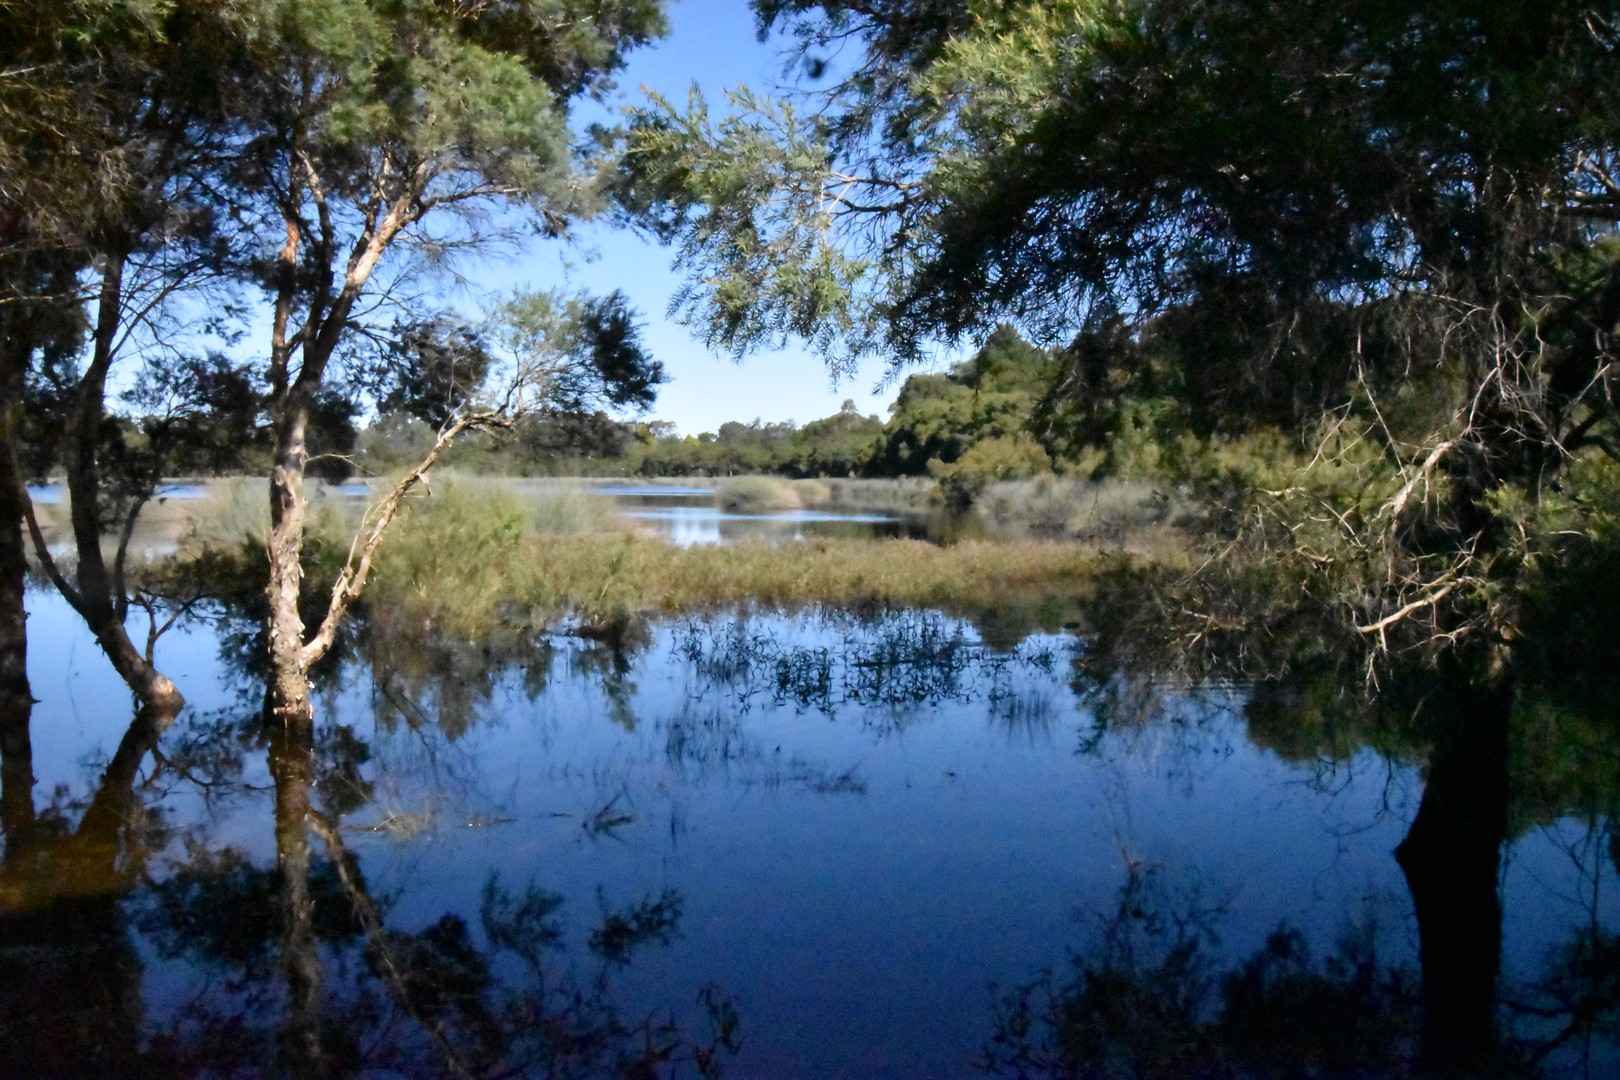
[986,848,1619,1079]
[672,609,1065,725]
[360,608,557,742]
[0,701,180,1078]
[151,701,736,1077]
[1055,566,1620,1077]
[0,684,737,1077]
[983,863,1419,1079]
[1394,672,1511,1074]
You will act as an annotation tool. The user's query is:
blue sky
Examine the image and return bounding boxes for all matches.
[494,0,947,436]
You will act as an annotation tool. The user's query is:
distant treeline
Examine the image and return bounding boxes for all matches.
[358,326,1111,496]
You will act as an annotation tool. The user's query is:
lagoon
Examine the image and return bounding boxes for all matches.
[5,585,1616,1077]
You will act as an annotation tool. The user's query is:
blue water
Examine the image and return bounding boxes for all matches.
[14,593,1617,1076]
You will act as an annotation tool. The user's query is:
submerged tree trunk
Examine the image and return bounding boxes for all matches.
[270,691,323,1074]
[0,351,34,856]
[1395,665,1513,1077]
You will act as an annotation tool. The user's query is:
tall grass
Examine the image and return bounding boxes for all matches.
[717,475,802,512]
[164,473,1188,639]
[364,476,625,634]
[814,477,941,514]
[529,483,619,534]
[367,522,1178,639]
[180,477,360,557]
[975,476,1180,538]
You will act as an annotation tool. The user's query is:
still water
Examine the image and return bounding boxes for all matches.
[594,484,927,546]
[26,479,959,550]
[5,590,1618,1077]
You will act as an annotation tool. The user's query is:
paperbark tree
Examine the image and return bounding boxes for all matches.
[1,0,254,712]
[219,0,666,724]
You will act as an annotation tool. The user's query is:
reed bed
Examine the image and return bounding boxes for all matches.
[368,523,1176,637]
[156,473,1188,638]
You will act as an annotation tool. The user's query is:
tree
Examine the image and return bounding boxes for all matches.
[2,0,256,713]
[629,0,1620,675]
[198,0,666,727]
[876,326,1053,477]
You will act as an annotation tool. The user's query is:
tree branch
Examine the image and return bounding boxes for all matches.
[300,409,509,668]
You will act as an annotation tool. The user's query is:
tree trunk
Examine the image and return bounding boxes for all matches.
[0,694,33,866]
[264,386,326,1066]
[58,261,184,712]
[0,351,35,858]
[1395,665,1512,1077]
[266,395,313,724]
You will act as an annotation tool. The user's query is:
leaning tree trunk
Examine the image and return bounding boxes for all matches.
[57,261,184,713]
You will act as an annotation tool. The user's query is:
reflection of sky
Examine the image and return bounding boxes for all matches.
[594,484,715,497]
[625,505,903,545]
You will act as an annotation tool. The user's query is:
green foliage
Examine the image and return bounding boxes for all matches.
[622,86,874,368]
[928,435,1051,509]
[877,325,1058,478]
[630,0,1620,665]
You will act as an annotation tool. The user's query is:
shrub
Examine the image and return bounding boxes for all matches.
[929,435,1053,509]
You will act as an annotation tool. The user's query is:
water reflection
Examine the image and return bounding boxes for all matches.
[0,693,737,1076]
[2,593,1617,1076]
[608,490,925,547]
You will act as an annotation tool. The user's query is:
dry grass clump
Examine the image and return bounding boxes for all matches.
[815,477,941,513]
[789,478,833,507]
[717,475,803,512]
[976,476,1180,537]
[180,477,270,552]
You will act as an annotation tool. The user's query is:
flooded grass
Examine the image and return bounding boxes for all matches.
[369,528,1184,636]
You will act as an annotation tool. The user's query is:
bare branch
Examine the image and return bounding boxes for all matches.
[300,409,510,667]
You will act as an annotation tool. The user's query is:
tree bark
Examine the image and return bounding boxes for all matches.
[0,312,44,867]
[0,347,35,857]
[266,390,314,725]
[0,694,33,866]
